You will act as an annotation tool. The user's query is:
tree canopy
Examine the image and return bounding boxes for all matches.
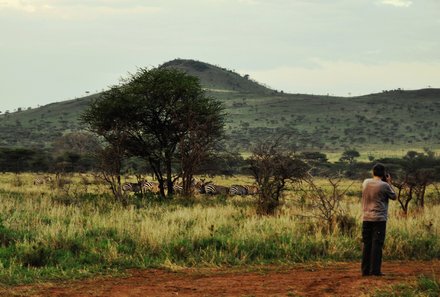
[81,67,224,198]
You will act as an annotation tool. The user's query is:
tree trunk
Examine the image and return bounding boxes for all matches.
[403,186,413,215]
[165,153,173,198]
[420,184,426,208]
[182,170,193,197]
[149,157,165,199]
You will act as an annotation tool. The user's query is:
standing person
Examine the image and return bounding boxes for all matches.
[361,163,396,276]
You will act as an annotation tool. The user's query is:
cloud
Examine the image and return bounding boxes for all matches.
[0,0,161,17]
[237,0,259,4]
[379,0,413,8]
[0,0,40,13]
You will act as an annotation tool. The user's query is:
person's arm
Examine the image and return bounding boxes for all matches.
[385,174,397,200]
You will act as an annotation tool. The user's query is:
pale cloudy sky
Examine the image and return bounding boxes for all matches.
[1,0,439,111]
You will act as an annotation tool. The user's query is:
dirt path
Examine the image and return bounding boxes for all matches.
[2,261,439,297]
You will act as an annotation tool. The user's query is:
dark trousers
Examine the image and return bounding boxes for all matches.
[361,221,386,276]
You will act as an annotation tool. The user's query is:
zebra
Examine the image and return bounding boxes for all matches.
[140,180,160,193]
[244,185,259,195]
[174,178,201,194]
[123,180,160,194]
[229,184,248,196]
[33,175,53,185]
[122,182,142,193]
[199,181,229,195]
[173,184,184,194]
[229,184,260,196]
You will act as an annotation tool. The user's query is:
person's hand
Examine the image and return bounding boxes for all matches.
[386,174,392,183]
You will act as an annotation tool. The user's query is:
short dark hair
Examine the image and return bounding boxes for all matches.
[372,163,386,177]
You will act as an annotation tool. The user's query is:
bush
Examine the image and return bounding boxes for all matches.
[336,214,357,237]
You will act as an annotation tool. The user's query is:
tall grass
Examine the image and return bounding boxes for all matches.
[0,173,438,284]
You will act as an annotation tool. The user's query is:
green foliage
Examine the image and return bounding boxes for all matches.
[385,229,440,260]
[300,151,328,164]
[373,275,440,297]
[339,149,360,164]
[378,150,440,213]
[0,60,439,153]
[0,147,42,172]
[0,218,32,247]
[82,67,225,197]
[248,138,309,215]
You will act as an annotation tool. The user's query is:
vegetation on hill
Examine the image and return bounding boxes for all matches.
[0,94,98,148]
[0,59,439,154]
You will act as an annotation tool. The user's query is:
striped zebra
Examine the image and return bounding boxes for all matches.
[173,184,184,194]
[229,185,248,196]
[33,175,53,185]
[122,182,142,193]
[199,181,229,195]
[174,178,201,194]
[140,180,160,193]
[229,184,260,196]
[244,185,259,195]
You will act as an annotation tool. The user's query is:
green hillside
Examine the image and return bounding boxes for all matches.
[0,59,439,157]
[0,94,99,148]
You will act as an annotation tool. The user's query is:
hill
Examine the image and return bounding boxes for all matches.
[160,59,272,94]
[0,59,439,157]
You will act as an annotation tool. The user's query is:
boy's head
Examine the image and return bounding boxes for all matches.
[372,163,386,178]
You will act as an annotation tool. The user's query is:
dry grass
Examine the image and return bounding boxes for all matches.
[0,173,438,284]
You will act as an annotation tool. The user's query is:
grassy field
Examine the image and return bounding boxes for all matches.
[0,173,438,285]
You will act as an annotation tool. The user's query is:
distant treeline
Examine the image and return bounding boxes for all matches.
[2,146,440,183]
[0,146,247,176]
[0,147,95,173]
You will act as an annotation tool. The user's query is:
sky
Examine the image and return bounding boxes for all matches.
[1,0,440,112]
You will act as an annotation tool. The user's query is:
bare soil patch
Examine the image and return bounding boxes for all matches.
[2,261,439,297]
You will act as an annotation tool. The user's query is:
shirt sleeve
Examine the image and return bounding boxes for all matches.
[384,183,397,200]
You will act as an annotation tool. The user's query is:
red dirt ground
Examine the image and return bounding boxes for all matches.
[1,261,439,297]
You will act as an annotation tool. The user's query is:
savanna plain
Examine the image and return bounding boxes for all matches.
[0,173,438,296]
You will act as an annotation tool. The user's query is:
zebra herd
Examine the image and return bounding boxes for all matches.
[198,182,259,196]
[122,179,259,196]
[32,174,259,197]
[122,180,159,193]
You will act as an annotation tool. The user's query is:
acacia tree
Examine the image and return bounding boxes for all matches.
[299,175,354,233]
[94,143,126,202]
[177,108,224,196]
[393,152,438,213]
[339,149,360,164]
[82,67,224,198]
[401,151,438,208]
[380,151,440,214]
[248,138,309,215]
